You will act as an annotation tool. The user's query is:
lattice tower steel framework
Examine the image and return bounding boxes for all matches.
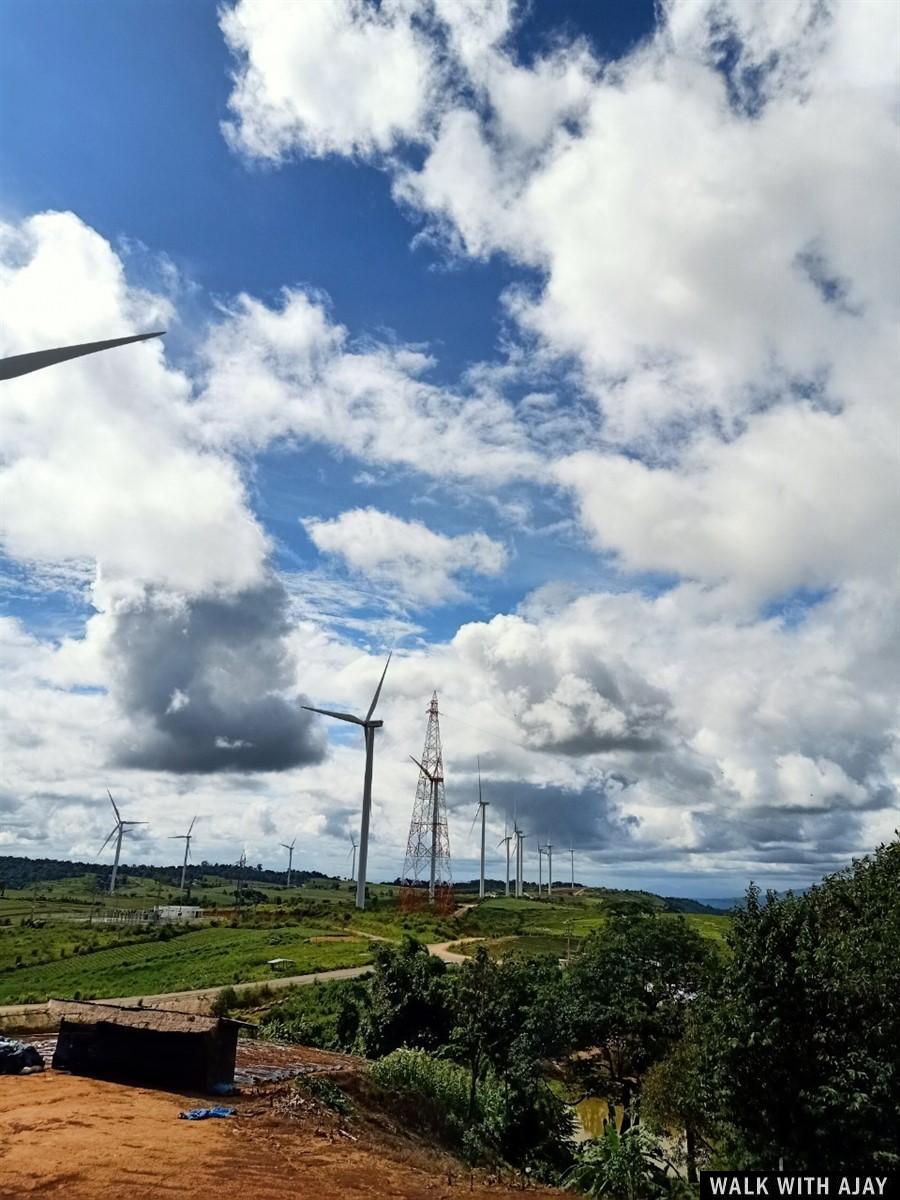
[400,693,454,912]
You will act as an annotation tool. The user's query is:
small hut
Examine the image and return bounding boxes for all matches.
[49,999,240,1092]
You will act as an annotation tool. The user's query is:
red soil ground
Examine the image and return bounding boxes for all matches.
[0,1046,558,1200]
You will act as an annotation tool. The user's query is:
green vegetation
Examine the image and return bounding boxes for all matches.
[256,838,899,1188]
[259,977,369,1048]
[0,925,373,1004]
[0,920,187,974]
[450,933,581,960]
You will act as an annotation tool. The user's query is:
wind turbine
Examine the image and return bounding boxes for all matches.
[470,758,489,900]
[515,826,526,898]
[348,835,358,882]
[169,815,197,896]
[281,837,296,888]
[545,842,554,898]
[498,819,512,897]
[0,331,164,382]
[569,847,575,893]
[303,654,391,911]
[98,790,147,895]
[537,843,545,896]
[410,754,444,904]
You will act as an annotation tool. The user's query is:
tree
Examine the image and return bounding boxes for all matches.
[565,913,716,1126]
[642,1023,713,1181]
[449,947,574,1172]
[359,936,450,1057]
[702,839,900,1170]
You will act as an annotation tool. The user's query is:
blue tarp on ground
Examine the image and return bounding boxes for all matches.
[178,1106,235,1120]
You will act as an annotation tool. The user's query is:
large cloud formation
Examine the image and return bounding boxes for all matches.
[0,213,320,779]
[0,0,896,884]
[104,579,325,774]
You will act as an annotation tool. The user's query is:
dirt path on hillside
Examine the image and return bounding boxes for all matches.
[0,1068,557,1200]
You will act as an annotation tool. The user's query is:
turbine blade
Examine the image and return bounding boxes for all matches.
[366,652,392,721]
[302,705,364,725]
[469,808,480,837]
[409,754,433,782]
[477,755,482,806]
[97,827,117,857]
[187,815,197,836]
[0,331,164,382]
[107,789,121,823]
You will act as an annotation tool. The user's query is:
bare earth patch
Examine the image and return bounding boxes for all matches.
[0,1046,559,1199]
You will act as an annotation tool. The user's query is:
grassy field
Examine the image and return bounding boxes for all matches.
[0,866,731,1006]
[0,925,374,1005]
[449,933,582,960]
[0,922,181,974]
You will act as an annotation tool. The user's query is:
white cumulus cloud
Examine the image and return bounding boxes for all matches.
[302,507,508,604]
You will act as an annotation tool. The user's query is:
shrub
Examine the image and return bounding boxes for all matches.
[370,1048,473,1144]
[563,1124,683,1200]
[211,985,239,1016]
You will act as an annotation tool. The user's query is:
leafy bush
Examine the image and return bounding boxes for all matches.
[211,985,238,1015]
[563,1124,684,1200]
[298,1074,351,1113]
[370,1048,474,1145]
[259,978,367,1051]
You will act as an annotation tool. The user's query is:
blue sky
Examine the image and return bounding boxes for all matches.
[0,0,657,644]
[0,0,896,895]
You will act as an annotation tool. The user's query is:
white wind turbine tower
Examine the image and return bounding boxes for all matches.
[169,815,197,896]
[537,843,545,896]
[303,654,391,911]
[498,820,513,897]
[99,790,147,895]
[546,842,554,898]
[569,847,575,893]
[281,837,296,888]
[469,759,489,900]
[515,825,525,898]
[409,753,444,904]
[348,835,358,882]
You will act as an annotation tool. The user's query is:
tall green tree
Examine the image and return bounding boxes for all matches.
[565,913,716,1126]
[359,936,450,1057]
[703,839,900,1170]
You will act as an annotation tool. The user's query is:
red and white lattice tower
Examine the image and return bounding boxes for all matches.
[400,693,454,912]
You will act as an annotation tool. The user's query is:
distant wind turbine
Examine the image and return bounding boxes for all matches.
[569,847,575,893]
[515,825,525,898]
[348,835,358,883]
[98,789,147,895]
[537,843,544,896]
[281,837,297,888]
[0,331,164,382]
[470,758,489,900]
[303,654,391,911]
[545,842,553,898]
[169,815,197,895]
[498,819,513,898]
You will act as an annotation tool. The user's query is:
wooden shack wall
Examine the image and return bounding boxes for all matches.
[52,1019,237,1091]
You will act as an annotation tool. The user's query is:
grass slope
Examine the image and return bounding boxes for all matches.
[0,925,373,1005]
